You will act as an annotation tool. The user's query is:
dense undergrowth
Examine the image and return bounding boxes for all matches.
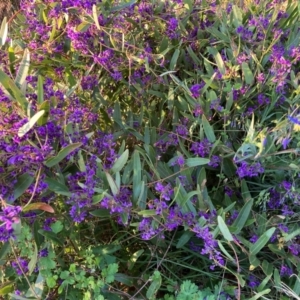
[0,0,300,299]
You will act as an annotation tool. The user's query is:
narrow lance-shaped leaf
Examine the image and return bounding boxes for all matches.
[18,110,45,137]
[250,227,276,256]
[242,62,254,85]
[37,75,44,104]
[232,199,253,234]
[218,216,234,242]
[0,69,28,110]
[209,47,225,75]
[105,172,119,196]
[11,174,34,203]
[111,149,129,173]
[185,157,210,167]
[133,150,141,202]
[23,203,55,214]
[37,101,50,126]
[92,4,101,30]
[44,143,82,168]
[202,114,216,142]
[15,49,30,89]
[169,48,180,71]
[0,17,8,47]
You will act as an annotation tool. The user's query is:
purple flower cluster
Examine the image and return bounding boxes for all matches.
[236,161,264,178]
[11,258,28,276]
[191,139,212,157]
[193,225,225,269]
[0,206,22,242]
[190,83,204,98]
[155,182,174,201]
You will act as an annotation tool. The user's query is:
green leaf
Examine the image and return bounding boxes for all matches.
[10,174,34,203]
[242,62,254,85]
[208,47,225,75]
[51,221,64,234]
[15,49,30,89]
[18,110,45,137]
[232,199,253,234]
[202,114,216,142]
[176,231,194,248]
[0,242,10,263]
[217,216,234,242]
[232,5,243,27]
[0,17,8,47]
[262,260,274,276]
[25,272,44,298]
[114,273,134,286]
[248,289,271,300]
[146,271,161,300]
[133,150,141,203]
[137,210,157,216]
[37,75,44,104]
[218,241,235,261]
[37,100,50,126]
[0,283,14,296]
[169,48,180,71]
[33,221,44,249]
[249,254,260,269]
[250,227,276,256]
[44,143,82,168]
[185,157,210,167]
[92,4,101,29]
[28,243,38,275]
[90,209,110,217]
[283,227,300,242]
[38,230,64,246]
[0,69,28,110]
[105,172,119,196]
[111,149,129,173]
[44,177,71,196]
[241,180,252,201]
[128,249,144,270]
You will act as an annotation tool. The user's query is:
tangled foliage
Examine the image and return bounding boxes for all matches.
[0,0,300,299]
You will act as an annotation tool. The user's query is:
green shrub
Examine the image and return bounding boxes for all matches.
[0,0,300,299]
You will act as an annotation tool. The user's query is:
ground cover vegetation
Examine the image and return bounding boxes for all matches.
[0,0,299,299]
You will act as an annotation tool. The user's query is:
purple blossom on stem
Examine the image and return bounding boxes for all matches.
[280,265,293,277]
[11,258,28,276]
[236,161,264,178]
[208,155,221,168]
[247,275,260,288]
[0,206,22,242]
[191,139,212,157]
[190,83,203,98]
[155,182,174,201]
[288,116,300,125]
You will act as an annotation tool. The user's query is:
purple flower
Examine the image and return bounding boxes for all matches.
[288,116,300,125]
[250,235,259,243]
[281,137,291,150]
[280,265,293,277]
[11,258,29,276]
[193,104,203,117]
[139,218,160,240]
[0,206,22,242]
[191,139,212,157]
[236,161,264,178]
[190,84,202,98]
[155,182,174,201]
[248,275,260,288]
[208,155,221,168]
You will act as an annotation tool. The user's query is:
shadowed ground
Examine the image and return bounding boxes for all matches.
[0,0,21,22]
